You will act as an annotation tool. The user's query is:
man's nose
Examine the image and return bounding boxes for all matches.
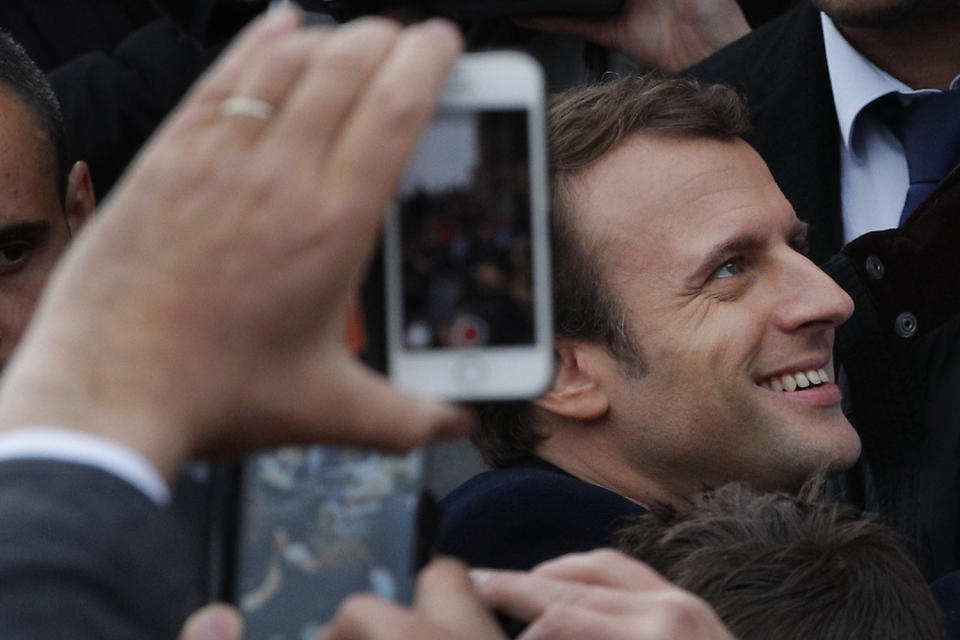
[771,253,854,333]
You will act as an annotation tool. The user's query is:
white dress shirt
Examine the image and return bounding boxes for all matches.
[820,12,960,243]
[0,427,170,505]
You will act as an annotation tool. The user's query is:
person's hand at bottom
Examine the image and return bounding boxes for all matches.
[176,560,507,640]
[177,552,735,640]
[322,558,507,640]
[471,549,737,640]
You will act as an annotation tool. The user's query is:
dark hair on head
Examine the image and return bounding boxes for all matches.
[471,74,750,469]
[0,29,68,203]
[615,478,946,640]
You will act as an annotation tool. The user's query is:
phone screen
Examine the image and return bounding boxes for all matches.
[233,447,423,640]
[396,109,534,351]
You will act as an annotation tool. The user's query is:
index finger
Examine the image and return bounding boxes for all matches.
[469,568,646,622]
[531,549,672,591]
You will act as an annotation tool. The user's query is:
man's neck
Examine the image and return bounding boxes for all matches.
[534,438,671,508]
[838,16,960,90]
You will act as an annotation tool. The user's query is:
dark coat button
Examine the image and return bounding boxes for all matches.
[866,255,884,280]
[895,312,918,338]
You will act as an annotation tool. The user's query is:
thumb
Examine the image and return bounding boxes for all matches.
[178,604,245,640]
[322,360,477,452]
[246,353,477,454]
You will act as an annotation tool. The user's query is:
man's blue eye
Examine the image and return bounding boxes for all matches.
[712,260,740,279]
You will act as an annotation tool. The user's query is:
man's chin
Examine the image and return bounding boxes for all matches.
[765,403,861,478]
[810,414,862,474]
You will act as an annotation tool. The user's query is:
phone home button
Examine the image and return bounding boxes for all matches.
[453,357,487,388]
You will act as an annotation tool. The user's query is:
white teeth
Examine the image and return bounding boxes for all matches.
[763,367,832,392]
[782,375,797,392]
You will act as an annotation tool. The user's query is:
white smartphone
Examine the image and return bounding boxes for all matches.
[384,51,553,402]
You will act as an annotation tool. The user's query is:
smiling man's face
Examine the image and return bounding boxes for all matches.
[569,134,861,500]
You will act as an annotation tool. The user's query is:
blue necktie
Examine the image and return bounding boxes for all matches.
[889,89,960,224]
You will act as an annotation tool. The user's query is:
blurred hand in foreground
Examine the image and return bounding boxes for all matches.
[0,6,472,481]
[179,552,737,640]
[472,549,738,640]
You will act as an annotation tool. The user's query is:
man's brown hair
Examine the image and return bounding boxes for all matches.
[471,74,750,468]
[616,481,946,640]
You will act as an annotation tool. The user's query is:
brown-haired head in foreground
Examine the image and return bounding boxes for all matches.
[471,74,751,468]
[615,480,945,640]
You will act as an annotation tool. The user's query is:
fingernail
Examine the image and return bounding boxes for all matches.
[190,611,241,640]
[263,1,302,28]
[469,568,493,587]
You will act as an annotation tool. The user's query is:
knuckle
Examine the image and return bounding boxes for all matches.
[370,82,424,132]
[586,547,629,566]
[651,590,713,632]
[147,142,211,193]
[535,603,575,635]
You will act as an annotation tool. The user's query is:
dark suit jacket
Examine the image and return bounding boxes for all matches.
[685,1,843,265]
[0,459,201,640]
[0,0,159,70]
[435,456,646,570]
[823,165,960,581]
[934,571,960,640]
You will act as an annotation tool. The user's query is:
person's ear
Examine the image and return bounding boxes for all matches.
[533,338,609,421]
[64,161,96,234]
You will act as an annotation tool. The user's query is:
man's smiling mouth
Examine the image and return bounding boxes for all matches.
[759,368,831,392]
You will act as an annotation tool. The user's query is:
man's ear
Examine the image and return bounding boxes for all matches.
[64,161,96,234]
[533,338,609,421]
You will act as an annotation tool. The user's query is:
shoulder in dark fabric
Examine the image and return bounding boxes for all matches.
[435,456,646,570]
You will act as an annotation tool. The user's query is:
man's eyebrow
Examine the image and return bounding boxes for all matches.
[0,221,51,244]
[687,232,767,285]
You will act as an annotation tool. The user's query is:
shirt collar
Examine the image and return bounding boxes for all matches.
[821,12,914,156]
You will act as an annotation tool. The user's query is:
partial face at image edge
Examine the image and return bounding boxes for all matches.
[0,89,92,371]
